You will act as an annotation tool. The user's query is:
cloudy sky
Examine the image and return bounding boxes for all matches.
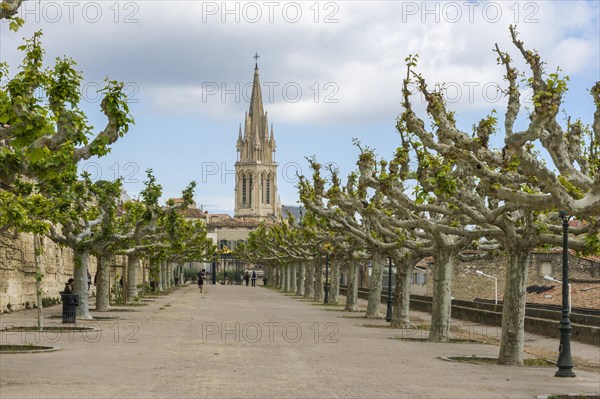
[1,0,598,214]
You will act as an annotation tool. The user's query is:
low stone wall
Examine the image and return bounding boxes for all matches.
[339,286,599,345]
[0,231,98,313]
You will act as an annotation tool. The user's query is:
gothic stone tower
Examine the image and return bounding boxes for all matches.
[234,62,280,219]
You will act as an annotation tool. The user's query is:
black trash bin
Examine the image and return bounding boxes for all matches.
[263,278,268,286]
[61,293,79,324]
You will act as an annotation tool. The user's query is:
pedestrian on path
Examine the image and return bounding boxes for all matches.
[244,271,250,287]
[63,278,74,294]
[251,270,257,287]
[197,274,204,293]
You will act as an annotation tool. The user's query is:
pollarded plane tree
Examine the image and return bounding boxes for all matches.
[0,0,24,21]
[270,218,305,294]
[111,171,197,298]
[159,195,214,289]
[399,27,598,364]
[265,215,326,296]
[299,172,380,312]
[355,146,502,339]
[166,218,216,287]
[300,160,397,318]
[44,174,122,319]
[0,31,132,323]
[133,180,197,294]
[238,223,289,288]
[0,32,133,233]
[321,220,370,311]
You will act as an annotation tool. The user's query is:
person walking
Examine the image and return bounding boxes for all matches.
[197,273,204,293]
[251,270,257,287]
[244,271,250,287]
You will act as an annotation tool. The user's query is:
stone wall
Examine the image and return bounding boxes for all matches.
[1,229,183,313]
[0,231,97,313]
[417,252,600,308]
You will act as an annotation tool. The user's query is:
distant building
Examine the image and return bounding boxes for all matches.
[234,60,281,220]
[174,59,284,276]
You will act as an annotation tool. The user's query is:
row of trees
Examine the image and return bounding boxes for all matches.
[1,26,215,322]
[237,26,599,366]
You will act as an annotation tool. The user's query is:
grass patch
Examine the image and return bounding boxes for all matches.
[361,323,392,329]
[392,337,480,344]
[0,344,59,353]
[46,315,121,321]
[444,355,555,366]
[321,307,366,312]
[337,314,367,319]
[1,326,97,332]
[311,302,345,307]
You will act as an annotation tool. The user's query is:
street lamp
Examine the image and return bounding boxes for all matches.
[555,211,575,378]
[385,256,393,322]
[475,270,498,305]
[324,254,330,304]
[544,275,571,312]
[211,258,217,285]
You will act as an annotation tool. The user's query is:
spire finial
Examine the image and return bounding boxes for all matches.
[253,52,260,68]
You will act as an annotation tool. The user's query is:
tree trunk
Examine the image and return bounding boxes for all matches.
[179,263,184,285]
[158,260,165,291]
[284,266,291,292]
[153,258,160,293]
[428,252,453,342]
[498,248,531,366]
[127,254,139,300]
[33,235,43,330]
[280,267,285,290]
[391,258,414,328]
[165,262,170,288]
[169,262,175,287]
[304,261,315,299]
[73,248,92,319]
[264,264,270,286]
[330,259,340,304]
[95,255,111,312]
[142,258,147,295]
[345,260,359,312]
[296,262,305,296]
[165,261,171,289]
[290,264,297,293]
[365,254,384,318]
[314,260,323,302]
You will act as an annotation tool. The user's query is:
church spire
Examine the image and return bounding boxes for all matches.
[236,124,243,148]
[234,57,280,220]
[248,53,264,119]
